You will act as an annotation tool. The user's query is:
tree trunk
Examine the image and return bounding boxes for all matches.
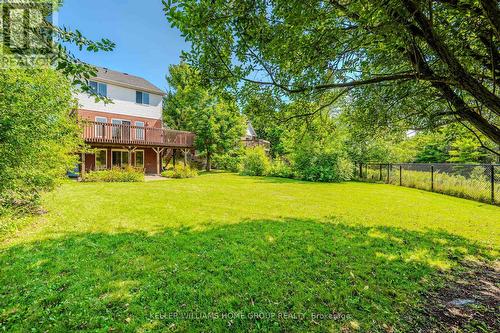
[406,41,500,144]
[479,0,500,40]
[402,0,500,117]
[206,150,211,171]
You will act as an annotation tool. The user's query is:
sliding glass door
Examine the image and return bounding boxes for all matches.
[111,150,130,168]
[112,120,131,141]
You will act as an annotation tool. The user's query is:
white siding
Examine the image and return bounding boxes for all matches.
[76,83,163,120]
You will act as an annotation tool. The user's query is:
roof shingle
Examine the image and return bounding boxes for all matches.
[93,66,166,95]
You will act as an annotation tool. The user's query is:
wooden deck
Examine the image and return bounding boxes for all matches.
[82,120,195,148]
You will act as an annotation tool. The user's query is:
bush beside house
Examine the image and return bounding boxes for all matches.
[162,164,198,179]
[83,167,145,182]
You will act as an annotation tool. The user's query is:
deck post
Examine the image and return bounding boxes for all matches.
[153,147,165,175]
[182,149,189,166]
[126,146,137,167]
[81,152,86,180]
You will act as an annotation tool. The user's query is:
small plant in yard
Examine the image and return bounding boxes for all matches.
[212,152,242,172]
[83,166,144,182]
[161,164,198,178]
[294,151,354,183]
[267,158,295,178]
[240,147,270,176]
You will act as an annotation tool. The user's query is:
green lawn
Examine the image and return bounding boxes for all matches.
[1,173,499,332]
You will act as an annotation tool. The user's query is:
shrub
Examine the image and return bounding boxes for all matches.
[267,158,295,178]
[293,151,353,182]
[212,152,242,172]
[0,66,81,215]
[161,164,198,178]
[83,167,144,182]
[240,147,270,176]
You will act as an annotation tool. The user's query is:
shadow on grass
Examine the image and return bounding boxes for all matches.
[0,218,495,332]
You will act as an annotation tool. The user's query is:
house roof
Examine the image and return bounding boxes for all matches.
[93,66,166,95]
[246,121,257,138]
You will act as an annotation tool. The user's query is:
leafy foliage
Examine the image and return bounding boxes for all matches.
[292,150,353,183]
[83,167,144,182]
[240,147,270,176]
[212,151,242,172]
[163,64,245,170]
[165,0,500,147]
[161,164,198,178]
[267,158,295,178]
[0,66,82,214]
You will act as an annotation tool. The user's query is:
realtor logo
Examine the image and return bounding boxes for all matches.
[0,0,56,68]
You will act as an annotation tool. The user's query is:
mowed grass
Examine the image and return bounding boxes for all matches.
[0,173,498,332]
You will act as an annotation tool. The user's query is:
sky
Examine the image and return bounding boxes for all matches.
[56,0,189,91]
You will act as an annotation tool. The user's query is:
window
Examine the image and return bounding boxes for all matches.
[135,151,144,168]
[112,119,131,141]
[111,150,130,168]
[136,91,150,105]
[95,149,107,170]
[135,121,145,140]
[95,116,107,138]
[89,81,107,97]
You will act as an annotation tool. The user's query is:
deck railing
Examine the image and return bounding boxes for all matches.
[82,120,195,147]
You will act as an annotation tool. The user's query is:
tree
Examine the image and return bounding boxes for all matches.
[239,84,286,157]
[163,63,202,130]
[164,0,500,149]
[0,66,82,213]
[163,64,245,170]
[192,97,245,171]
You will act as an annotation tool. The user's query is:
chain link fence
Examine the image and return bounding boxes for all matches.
[357,163,499,205]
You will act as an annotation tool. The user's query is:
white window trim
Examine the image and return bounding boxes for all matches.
[95,116,107,122]
[134,150,145,168]
[95,149,108,171]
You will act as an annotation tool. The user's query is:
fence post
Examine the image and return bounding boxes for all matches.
[399,165,402,186]
[431,165,434,192]
[491,165,495,204]
[379,164,382,181]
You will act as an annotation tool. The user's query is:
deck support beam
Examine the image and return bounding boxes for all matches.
[81,152,86,180]
[181,148,190,166]
[152,147,165,175]
[125,146,138,167]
